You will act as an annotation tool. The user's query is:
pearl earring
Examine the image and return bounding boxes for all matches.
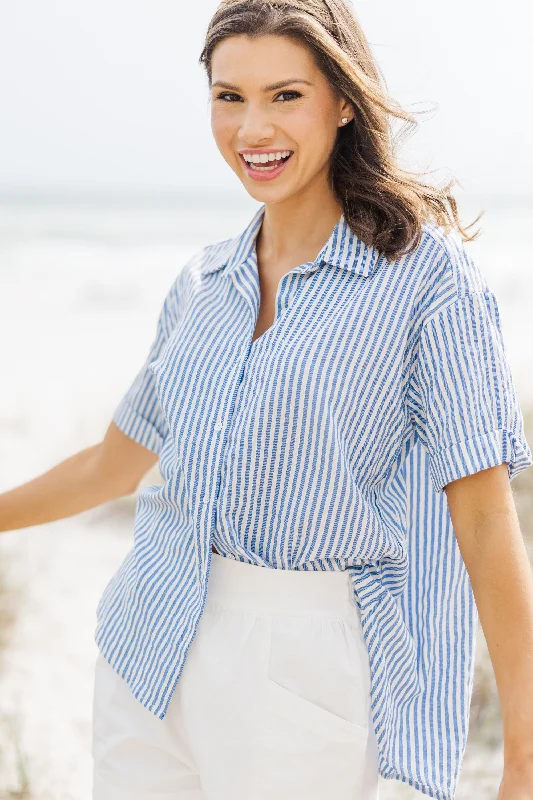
[341,117,349,124]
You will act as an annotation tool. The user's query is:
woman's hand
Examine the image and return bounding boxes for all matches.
[0,421,157,532]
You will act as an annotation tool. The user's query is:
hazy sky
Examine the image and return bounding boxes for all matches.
[0,0,531,197]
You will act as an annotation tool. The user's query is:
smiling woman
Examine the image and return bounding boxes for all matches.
[208,33,352,204]
[62,1,533,798]
[201,0,481,258]
[1,2,532,800]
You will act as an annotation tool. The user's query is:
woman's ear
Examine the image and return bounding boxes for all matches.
[338,96,354,125]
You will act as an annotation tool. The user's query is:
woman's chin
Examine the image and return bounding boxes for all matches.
[240,179,300,205]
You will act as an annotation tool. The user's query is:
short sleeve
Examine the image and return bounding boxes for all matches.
[111,274,183,455]
[406,289,533,493]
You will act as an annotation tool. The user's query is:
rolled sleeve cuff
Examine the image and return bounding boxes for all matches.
[428,427,533,494]
[112,397,164,455]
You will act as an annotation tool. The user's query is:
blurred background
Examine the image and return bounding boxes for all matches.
[0,1,532,797]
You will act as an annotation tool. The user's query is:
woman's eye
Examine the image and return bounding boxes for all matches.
[275,91,302,102]
[213,90,302,103]
[214,92,242,102]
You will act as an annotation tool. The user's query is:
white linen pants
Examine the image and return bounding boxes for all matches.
[92,552,380,799]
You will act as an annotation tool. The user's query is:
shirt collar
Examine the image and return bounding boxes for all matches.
[200,203,382,279]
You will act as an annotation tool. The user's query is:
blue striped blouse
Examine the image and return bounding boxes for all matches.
[95,203,533,799]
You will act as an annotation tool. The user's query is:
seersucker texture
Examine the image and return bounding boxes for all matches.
[95,203,533,799]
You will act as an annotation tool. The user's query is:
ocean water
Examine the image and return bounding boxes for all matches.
[0,196,531,799]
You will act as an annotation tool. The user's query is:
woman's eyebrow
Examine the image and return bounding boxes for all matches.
[211,78,313,92]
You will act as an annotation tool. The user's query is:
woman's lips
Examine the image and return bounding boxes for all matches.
[239,152,294,182]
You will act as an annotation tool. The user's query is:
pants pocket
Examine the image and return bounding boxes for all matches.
[251,612,374,799]
[266,677,369,743]
[256,676,369,800]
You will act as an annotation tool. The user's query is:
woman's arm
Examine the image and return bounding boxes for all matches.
[445,463,533,798]
[0,422,158,533]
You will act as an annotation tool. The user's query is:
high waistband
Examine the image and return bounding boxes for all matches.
[206,551,359,618]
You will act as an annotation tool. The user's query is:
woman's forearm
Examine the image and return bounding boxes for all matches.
[0,443,134,533]
[470,511,533,764]
[446,465,533,770]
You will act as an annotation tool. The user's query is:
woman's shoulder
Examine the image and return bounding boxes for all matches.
[409,220,492,327]
[176,234,240,287]
[419,220,489,295]
[164,234,237,305]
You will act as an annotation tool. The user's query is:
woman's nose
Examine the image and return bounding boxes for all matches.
[238,104,275,143]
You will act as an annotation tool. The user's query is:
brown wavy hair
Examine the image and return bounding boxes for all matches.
[199,0,482,259]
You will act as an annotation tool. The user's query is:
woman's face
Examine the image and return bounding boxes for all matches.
[209,34,352,204]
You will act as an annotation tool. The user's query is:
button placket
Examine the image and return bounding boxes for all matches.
[207,373,246,515]
[197,339,253,583]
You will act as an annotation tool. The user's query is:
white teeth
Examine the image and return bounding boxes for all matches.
[242,150,291,163]
[240,150,293,172]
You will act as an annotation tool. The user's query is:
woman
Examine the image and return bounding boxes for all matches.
[2,1,533,798]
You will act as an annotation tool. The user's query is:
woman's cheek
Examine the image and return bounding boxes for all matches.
[210,114,236,162]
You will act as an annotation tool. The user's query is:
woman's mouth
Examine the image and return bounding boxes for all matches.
[239,150,294,182]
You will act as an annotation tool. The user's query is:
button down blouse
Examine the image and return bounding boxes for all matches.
[95,203,533,800]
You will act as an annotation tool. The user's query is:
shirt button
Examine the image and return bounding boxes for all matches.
[214,422,223,432]
[226,553,236,560]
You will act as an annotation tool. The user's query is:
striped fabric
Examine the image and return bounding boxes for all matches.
[95,203,532,799]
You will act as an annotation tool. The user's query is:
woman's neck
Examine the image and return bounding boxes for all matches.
[257,191,343,269]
